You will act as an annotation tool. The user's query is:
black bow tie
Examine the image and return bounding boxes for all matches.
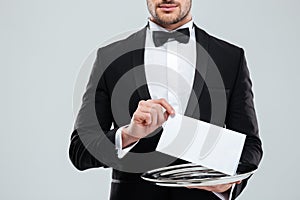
[152,28,190,47]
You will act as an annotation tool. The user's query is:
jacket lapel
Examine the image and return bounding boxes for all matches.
[184,25,209,118]
[131,26,151,100]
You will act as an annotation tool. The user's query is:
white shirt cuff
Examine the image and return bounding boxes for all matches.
[115,126,139,159]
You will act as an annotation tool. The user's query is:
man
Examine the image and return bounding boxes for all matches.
[69,0,263,199]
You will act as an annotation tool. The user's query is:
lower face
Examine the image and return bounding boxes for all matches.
[146,0,192,25]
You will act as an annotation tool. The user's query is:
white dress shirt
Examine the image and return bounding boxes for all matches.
[114,19,233,200]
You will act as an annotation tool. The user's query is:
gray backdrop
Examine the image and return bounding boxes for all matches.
[1,0,299,199]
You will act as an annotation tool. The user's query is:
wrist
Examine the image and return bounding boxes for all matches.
[121,127,139,148]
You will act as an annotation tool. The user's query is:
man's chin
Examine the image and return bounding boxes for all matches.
[156,16,180,25]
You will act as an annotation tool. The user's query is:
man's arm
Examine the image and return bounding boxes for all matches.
[225,49,263,199]
[69,49,119,171]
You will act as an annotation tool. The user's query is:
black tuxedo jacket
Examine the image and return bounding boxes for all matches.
[69,24,263,200]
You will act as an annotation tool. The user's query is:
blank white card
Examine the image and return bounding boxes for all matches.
[156,114,246,175]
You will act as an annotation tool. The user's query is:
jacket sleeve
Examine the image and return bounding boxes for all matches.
[225,49,263,199]
[69,48,119,171]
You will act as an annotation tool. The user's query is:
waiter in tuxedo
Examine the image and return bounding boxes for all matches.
[69,0,263,199]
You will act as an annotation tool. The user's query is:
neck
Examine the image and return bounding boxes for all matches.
[150,14,192,31]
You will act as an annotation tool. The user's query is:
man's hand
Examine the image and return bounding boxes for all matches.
[186,181,242,193]
[122,98,175,148]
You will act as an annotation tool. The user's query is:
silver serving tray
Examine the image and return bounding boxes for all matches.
[141,163,256,187]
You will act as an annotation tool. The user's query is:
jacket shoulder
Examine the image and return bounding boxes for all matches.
[96,27,146,57]
[195,25,244,58]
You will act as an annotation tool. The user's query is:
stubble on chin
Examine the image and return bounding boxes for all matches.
[154,11,182,25]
